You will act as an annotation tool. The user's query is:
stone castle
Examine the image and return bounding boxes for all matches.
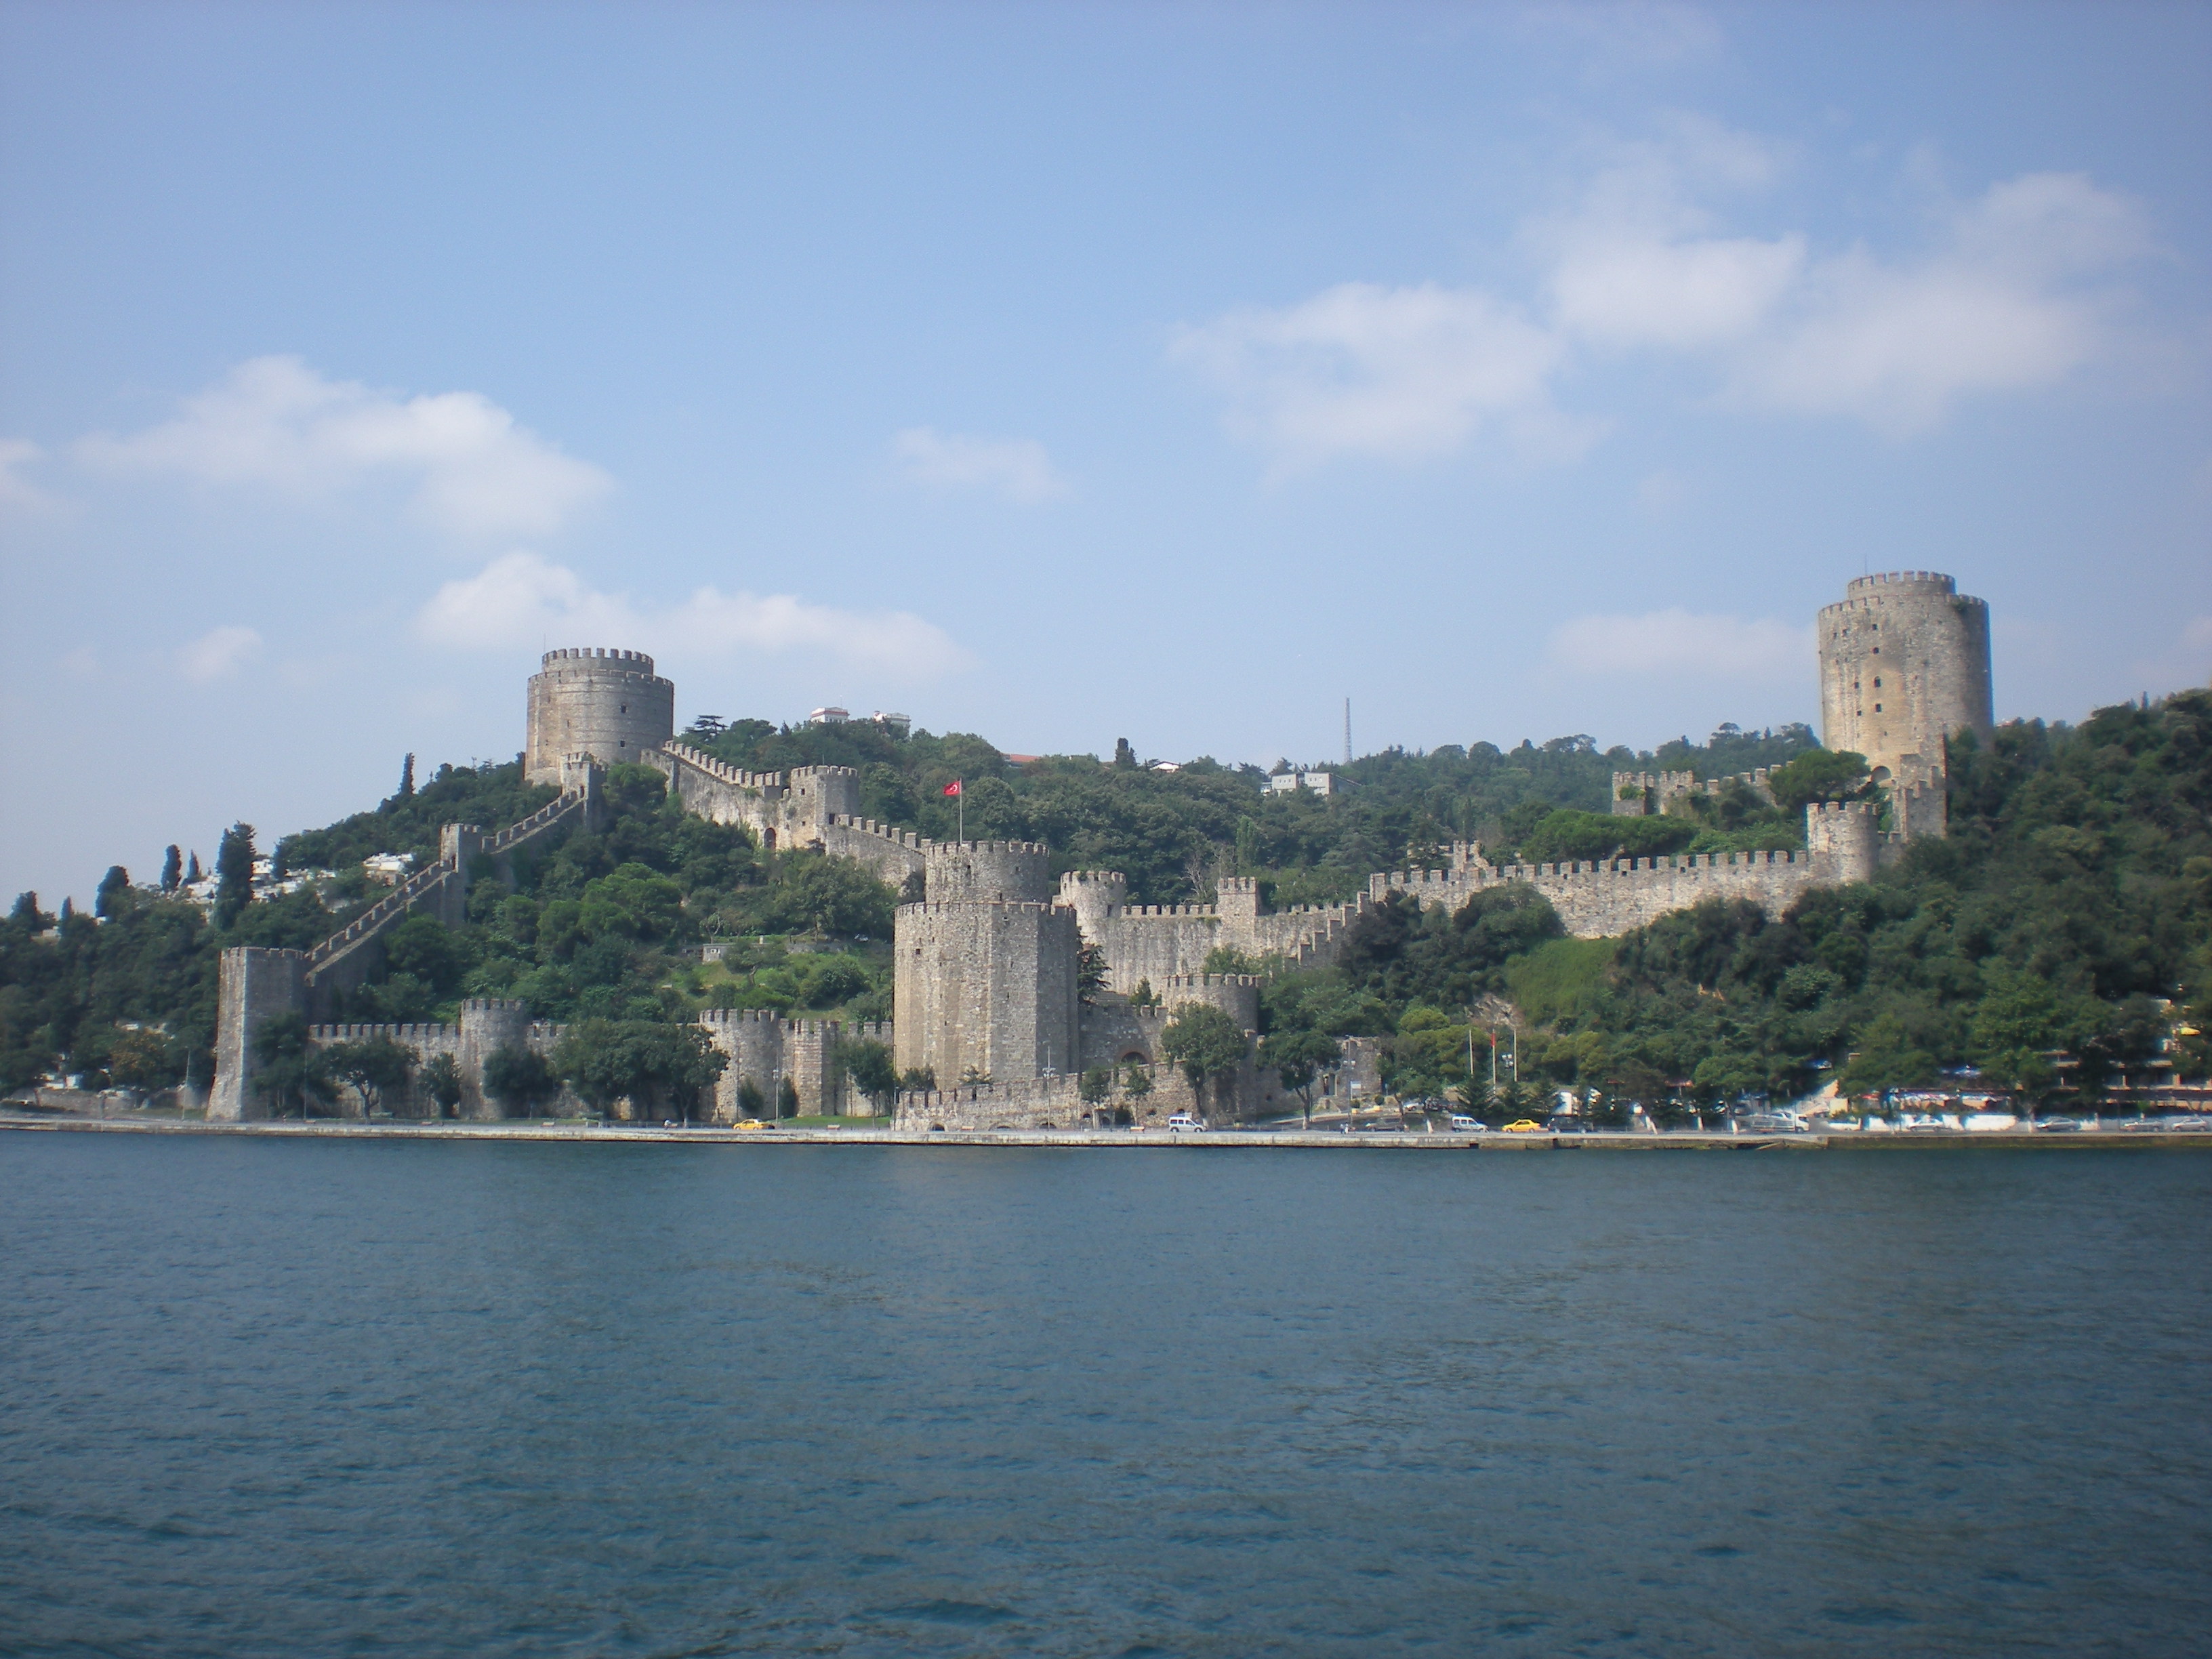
[212,573,1994,1128]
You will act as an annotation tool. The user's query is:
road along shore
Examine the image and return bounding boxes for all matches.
[5,1112,2209,1151]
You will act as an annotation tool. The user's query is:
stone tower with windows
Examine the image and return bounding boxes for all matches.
[1817,572,1992,796]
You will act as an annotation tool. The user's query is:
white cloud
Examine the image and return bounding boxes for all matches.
[414,552,971,677]
[179,624,263,684]
[77,356,611,537]
[1549,609,1811,678]
[1732,173,2152,432]
[1170,281,1584,466]
[1181,127,2156,464]
[893,427,1067,502]
[0,438,54,508]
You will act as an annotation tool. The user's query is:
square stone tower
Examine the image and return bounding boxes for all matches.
[893,842,1078,1086]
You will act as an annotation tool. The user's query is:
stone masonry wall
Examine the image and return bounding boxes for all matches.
[1372,846,1841,939]
[697,1008,895,1121]
[895,900,1079,1086]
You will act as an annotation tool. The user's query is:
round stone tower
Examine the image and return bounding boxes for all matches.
[525,648,676,784]
[1818,573,1992,784]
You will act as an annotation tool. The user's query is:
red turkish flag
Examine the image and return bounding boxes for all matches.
[942,780,962,796]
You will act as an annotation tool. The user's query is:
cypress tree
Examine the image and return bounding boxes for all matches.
[399,752,415,800]
[95,865,131,919]
[185,852,202,884]
[160,845,182,893]
[215,823,257,929]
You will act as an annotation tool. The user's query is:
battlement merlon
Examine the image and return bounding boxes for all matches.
[541,646,657,672]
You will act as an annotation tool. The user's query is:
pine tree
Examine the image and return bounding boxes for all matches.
[185,852,201,884]
[398,752,415,800]
[160,846,182,893]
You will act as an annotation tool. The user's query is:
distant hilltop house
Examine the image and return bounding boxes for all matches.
[1268,769,1337,797]
[213,575,1993,1130]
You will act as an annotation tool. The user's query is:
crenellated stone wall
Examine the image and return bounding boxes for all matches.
[644,743,866,857]
[1612,767,1778,818]
[697,1008,895,1121]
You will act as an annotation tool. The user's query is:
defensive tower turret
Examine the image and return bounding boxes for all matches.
[525,647,675,784]
[1817,573,1992,788]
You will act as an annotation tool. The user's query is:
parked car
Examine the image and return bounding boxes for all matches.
[1502,1119,1545,1133]
[1448,1115,1486,1132]
[2165,1115,2209,1130]
[1165,1113,1206,1132]
[734,1119,772,1131]
[2036,1116,2083,1132]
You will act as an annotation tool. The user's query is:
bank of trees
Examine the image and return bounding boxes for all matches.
[1247,692,2211,1115]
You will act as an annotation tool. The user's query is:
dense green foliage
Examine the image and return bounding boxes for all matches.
[679,714,1819,906]
[1256,692,2211,1113]
[13,691,2202,1120]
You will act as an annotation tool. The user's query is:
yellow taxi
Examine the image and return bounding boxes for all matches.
[1502,1118,1546,1133]
[734,1118,771,1131]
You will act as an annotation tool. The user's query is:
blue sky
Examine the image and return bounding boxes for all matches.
[3,1,2208,905]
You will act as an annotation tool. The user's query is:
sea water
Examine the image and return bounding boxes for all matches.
[2,1136,2206,1656]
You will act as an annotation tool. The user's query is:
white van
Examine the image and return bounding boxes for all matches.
[1448,1114,1486,1132]
[1166,1113,1206,1132]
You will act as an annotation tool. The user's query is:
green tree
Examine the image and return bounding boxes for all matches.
[251,1011,334,1118]
[1201,945,1263,977]
[95,866,131,920]
[105,1027,177,1096]
[840,1038,899,1114]
[1161,1002,1248,1118]
[1122,1060,1153,1112]
[777,1076,801,1118]
[1836,1012,1938,1098]
[899,1066,937,1093]
[483,1043,556,1115]
[323,1036,415,1117]
[215,823,256,929]
[1969,967,2064,1105]
[160,846,183,894]
[1265,1027,1341,1127]
[554,1019,726,1120]
[420,1052,465,1118]
[737,1076,768,1119]
[1765,747,1872,813]
[1077,936,1109,1004]
[1079,1065,1113,1116]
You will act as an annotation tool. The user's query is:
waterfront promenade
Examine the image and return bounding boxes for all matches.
[5,1109,2208,1151]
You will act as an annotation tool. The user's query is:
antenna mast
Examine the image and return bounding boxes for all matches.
[1344,697,1351,766]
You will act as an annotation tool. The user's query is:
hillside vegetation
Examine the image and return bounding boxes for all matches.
[6,695,2203,1117]
[1275,691,2212,1115]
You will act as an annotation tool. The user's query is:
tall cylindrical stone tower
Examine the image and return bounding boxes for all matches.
[1817,573,1992,784]
[525,648,676,784]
